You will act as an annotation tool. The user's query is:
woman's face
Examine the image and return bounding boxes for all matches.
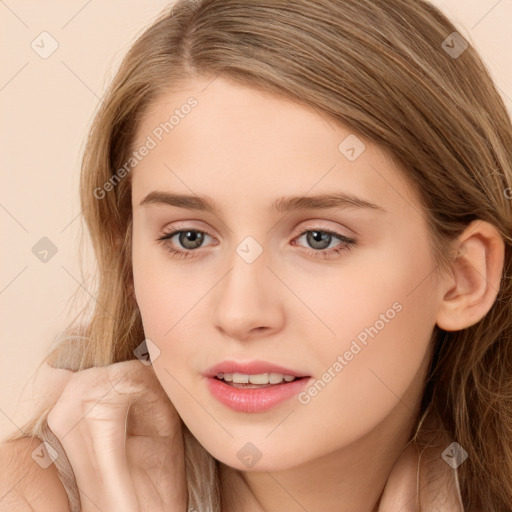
[130,75,442,471]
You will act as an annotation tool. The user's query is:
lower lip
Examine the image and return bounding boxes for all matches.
[205,376,311,413]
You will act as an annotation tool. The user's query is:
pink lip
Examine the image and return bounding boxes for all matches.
[205,376,312,413]
[202,360,312,413]
[203,360,310,378]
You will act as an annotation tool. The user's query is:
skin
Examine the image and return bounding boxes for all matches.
[129,75,504,511]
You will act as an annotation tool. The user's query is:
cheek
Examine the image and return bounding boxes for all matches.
[287,231,437,362]
[131,241,214,404]
[132,231,199,337]
[290,234,438,441]
[290,300,434,463]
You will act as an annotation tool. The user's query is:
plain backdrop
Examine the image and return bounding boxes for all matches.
[1,0,511,440]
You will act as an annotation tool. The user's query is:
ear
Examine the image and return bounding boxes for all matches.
[436,220,505,332]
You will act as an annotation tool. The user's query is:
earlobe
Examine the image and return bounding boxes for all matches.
[436,220,505,332]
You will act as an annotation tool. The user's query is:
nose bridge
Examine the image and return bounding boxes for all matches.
[220,234,271,309]
[212,232,284,338]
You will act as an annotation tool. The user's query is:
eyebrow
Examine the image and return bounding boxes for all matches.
[139,191,386,214]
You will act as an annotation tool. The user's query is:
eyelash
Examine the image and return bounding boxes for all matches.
[156,226,357,260]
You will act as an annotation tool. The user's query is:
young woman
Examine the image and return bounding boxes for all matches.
[1,0,511,511]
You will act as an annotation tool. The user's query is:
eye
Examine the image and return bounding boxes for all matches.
[157,228,213,259]
[156,226,357,260]
[292,227,357,259]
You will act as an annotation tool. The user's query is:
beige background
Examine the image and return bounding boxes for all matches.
[1,0,511,440]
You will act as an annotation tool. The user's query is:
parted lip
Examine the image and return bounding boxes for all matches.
[203,360,310,378]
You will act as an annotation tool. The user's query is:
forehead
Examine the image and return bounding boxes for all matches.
[129,76,422,219]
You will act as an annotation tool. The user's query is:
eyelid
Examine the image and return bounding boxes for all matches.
[294,221,356,240]
[159,220,355,244]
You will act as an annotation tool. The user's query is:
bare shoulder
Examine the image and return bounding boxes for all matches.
[0,437,70,511]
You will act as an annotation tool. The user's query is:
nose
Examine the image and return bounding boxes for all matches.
[212,246,285,342]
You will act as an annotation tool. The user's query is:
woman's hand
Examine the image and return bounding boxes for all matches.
[47,359,187,512]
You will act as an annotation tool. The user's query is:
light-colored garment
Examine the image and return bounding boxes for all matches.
[378,410,465,511]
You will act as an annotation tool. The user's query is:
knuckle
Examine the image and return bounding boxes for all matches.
[104,360,149,394]
[47,403,70,439]
[47,361,153,439]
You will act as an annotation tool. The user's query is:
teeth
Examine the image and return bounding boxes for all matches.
[269,373,285,384]
[215,372,298,385]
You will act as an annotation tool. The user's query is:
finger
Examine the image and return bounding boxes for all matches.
[47,363,145,512]
[124,364,182,438]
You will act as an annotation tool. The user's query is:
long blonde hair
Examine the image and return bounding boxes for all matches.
[6,1,512,510]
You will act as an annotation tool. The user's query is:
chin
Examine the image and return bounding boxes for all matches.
[198,436,309,473]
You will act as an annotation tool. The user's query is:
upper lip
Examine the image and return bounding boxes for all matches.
[204,360,310,378]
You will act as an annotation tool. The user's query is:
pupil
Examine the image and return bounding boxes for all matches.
[180,231,203,249]
[308,231,330,249]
